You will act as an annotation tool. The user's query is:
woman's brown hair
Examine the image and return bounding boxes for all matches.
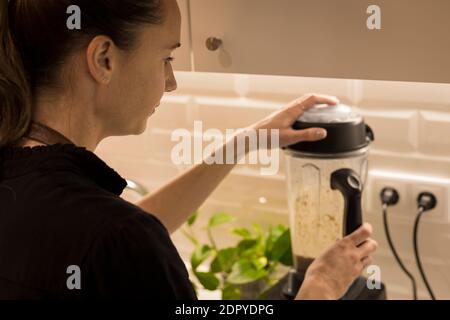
[0,0,165,147]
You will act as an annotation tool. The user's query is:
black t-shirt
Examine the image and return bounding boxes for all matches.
[0,144,197,300]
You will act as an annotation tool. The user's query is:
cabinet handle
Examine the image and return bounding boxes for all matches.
[205,37,222,51]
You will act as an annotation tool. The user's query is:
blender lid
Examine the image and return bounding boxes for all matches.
[298,103,362,123]
[286,104,374,155]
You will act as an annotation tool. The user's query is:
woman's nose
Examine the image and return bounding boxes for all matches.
[165,65,178,92]
[165,78,178,92]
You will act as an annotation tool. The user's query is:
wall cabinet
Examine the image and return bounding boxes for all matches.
[184,0,450,83]
[171,0,191,71]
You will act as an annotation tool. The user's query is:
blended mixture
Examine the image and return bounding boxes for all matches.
[286,156,367,274]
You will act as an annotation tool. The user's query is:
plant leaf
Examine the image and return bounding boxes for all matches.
[265,225,286,256]
[187,210,199,226]
[269,225,286,241]
[208,212,235,228]
[194,271,220,291]
[232,227,252,239]
[252,224,265,250]
[252,257,268,270]
[180,228,198,246]
[227,259,269,285]
[222,283,241,300]
[269,229,291,262]
[210,248,238,273]
[279,246,294,267]
[252,224,263,239]
[237,239,260,257]
[191,245,211,270]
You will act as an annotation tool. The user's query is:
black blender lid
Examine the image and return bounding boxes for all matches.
[286,104,374,154]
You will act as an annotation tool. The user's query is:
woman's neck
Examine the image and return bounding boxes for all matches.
[30,93,105,152]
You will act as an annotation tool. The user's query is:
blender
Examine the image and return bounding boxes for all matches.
[282,103,375,299]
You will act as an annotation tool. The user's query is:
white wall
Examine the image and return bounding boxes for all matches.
[96,71,450,300]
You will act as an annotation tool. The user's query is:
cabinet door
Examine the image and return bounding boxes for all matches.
[190,0,450,83]
[172,0,191,71]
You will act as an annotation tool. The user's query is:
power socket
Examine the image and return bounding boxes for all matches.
[367,172,412,218]
[367,170,450,223]
[412,183,448,222]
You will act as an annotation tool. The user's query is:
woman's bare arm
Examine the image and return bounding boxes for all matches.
[136,94,338,234]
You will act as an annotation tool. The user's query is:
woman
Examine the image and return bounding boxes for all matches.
[0,0,377,300]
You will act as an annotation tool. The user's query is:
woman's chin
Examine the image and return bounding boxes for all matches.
[128,117,149,136]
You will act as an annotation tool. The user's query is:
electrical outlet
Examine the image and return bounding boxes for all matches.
[367,170,413,217]
[412,182,450,223]
[367,169,450,223]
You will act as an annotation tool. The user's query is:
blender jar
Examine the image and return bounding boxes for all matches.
[284,103,374,274]
[285,148,369,273]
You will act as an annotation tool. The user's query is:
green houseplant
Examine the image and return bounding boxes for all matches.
[181,211,293,300]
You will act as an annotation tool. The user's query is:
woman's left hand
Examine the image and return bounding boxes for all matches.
[249,93,340,148]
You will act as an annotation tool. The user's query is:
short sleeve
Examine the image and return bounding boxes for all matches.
[82,210,197,300]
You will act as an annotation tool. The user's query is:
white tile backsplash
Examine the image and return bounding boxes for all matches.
[361,109,419,152]
[209,167,288,213]
[193,97,279,130]
[419,111,450,156]
[359,80,450,107]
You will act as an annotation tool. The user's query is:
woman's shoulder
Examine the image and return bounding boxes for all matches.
[86,194,170,238]
[0,143,129,197]
[53,182,171,247]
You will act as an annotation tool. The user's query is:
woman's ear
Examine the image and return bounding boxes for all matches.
[86,35,115,84]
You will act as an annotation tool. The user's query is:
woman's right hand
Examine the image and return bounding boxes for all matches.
[296,223,378,300]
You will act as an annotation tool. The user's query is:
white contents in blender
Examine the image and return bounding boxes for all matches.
[293,186,344,260]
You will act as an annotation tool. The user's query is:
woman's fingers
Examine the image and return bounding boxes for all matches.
[286,94,340,119]
[281,127,327,146]
[361,256,374,268]
[254,93,341,148]
[346,223,373,247]
[300,94,340,109]
[358,239,378,258]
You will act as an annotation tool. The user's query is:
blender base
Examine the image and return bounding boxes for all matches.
[264,269,387,300]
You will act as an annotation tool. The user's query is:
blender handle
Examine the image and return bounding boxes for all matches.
[330,168,363,236]
[344,191,363,236]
